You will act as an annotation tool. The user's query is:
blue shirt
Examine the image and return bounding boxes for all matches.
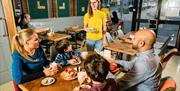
[116,49,162,91]
[54,50,81,65]
[11,47,49,84]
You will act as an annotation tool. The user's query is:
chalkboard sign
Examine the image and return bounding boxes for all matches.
[149,19,157,29]
[57,0,70,17]
[76,0,88,16]
[28,0,48,19]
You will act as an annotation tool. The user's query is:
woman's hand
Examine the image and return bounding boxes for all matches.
[49,63,59,73]
[43,67,58,76]
[43,68,52,76]
[84,28,88,32]
[109,62,119,72]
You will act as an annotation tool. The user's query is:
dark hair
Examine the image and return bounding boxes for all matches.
[19,13,30,22]
[84,54,110,82]
[55,40,70,54]
[15,16,21,26]
[112,11,119,24]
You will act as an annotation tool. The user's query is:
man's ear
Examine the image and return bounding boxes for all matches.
[64,49,67,52]
[139,40,145,47]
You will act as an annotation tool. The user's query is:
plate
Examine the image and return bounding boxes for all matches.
[41,77,56,86]
[80,84,91,89]
[86,28,98,33]
[70,60,81,66]
[60,68,78,80]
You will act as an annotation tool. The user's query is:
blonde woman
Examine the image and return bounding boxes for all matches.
[11,29,57,84]
[84,0,107,52]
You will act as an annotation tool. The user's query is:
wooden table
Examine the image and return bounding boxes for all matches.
[47,33,71,43]
[65,26,84,33]
[104,40,137,56]
[19,66,79,91]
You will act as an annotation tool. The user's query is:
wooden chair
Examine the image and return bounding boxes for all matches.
[158,35,172,56]
[160,48,178,69]
[159,49,179,91]
[12,81,21,91]
[50,44,58,61]
[159,76,176,91]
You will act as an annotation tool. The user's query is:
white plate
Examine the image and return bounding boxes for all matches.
[41,77,56,86]
[80,84,91,89]
[70,60,81,66]
[86,28,98,33]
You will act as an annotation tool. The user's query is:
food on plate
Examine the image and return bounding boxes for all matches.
[86,28,98,33]
[41,77,55,86]
[68,56,81,65]
[60,68,78,80]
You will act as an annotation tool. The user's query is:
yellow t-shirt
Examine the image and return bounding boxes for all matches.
[84,11,106,40]
[100,8,110,17]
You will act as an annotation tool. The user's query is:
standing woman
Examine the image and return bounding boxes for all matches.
[84,0,107,52]
[11,29,57,84]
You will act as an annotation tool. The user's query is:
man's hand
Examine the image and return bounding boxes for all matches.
[109,62,118,71]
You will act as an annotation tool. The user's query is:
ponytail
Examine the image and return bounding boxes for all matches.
[11,33,23,53]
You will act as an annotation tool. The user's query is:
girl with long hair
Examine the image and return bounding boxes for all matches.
[84,0,107,52]
[11,29,58,84]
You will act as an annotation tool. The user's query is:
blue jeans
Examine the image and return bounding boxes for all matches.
[86,38,103,52]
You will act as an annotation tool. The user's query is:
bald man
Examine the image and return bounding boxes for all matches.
[109,29,162,91]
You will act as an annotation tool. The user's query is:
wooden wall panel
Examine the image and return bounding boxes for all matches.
[2,0,16,43]
[22,0,29,13]
[53,0,58,17]
[70,0,76,16]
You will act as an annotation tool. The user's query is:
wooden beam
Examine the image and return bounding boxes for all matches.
[22,0,29,13]
[2,0,16,43]
[53,0,58,17]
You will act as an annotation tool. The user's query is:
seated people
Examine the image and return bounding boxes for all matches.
[106,29,163,91]
[106,31,114,44]
[74,53,117,91]
[111,11,119,25]
[11,29,58,84]
[19,13,49,33]
[19,13,34,29]
[116,25,124,39]
[15,15,22,31]
[53,40,81,67]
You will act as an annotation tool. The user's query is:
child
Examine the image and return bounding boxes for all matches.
[116,25,124,39]
[74,53,117,91]
[106,32,114,44]
[53,40,81,67]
